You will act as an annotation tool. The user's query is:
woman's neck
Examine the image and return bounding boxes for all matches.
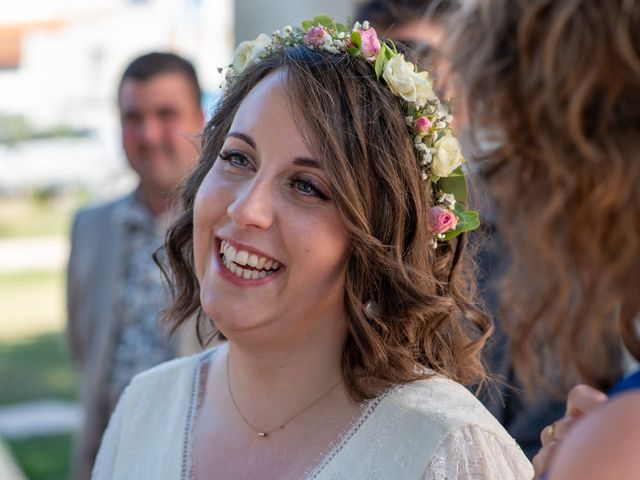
[227,326,347,406]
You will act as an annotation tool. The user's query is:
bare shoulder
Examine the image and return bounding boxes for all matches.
[550,391,640,480]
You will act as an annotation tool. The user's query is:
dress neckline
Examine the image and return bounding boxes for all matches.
[181,344,400,480]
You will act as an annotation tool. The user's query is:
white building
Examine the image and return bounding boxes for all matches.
[0,0,357,193]
[0,0,233,194]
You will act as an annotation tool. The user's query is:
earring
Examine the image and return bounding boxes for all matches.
[364,299,378,317]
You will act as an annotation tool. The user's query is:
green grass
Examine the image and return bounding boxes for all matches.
[0,270,65,340]
[0,333,77,479]
[0,191,90,240]
[0,193,86,479]
[0,332,77,406]
[7,434,72,480]
[0,200,70,239]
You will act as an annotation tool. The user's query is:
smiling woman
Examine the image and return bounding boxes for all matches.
[91,17,532,480]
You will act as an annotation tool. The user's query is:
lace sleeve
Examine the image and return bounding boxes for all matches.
[422,425,534,480]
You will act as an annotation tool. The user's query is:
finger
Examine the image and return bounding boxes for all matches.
[540,423,555,446]
[552,416,577,443]
[565,384,608,417]
[532,442,555,478]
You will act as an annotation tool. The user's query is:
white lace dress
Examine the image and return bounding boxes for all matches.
[93,348,533,479]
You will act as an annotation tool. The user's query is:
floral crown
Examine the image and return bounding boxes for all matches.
[224,16,479,247]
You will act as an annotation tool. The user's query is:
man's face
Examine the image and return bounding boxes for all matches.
[119,72,204,194]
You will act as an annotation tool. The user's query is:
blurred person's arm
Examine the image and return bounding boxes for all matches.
[66,210,88,367]
[532,384,608,478]
[548,391,640,479]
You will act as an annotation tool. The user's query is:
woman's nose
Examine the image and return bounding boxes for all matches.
[226,179,274,230]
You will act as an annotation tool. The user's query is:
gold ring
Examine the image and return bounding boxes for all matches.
[548,421,557,442]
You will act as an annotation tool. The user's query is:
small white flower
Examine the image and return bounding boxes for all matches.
[362,20,370,29]
[414,135,423,144]
[426,103,438,115]
[382,55,437,107]
[338,31,346,39]
[415,143,428,152]
[405,116,414,126]
[232,33,273,74]
[352,21,362,32]
[432,134,465,177]
[439,192,456,209]
[421,171,429,181]
[283,25,293,35]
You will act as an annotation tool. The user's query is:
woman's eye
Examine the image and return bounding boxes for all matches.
[218,151,252,169]
[291,177,329,200]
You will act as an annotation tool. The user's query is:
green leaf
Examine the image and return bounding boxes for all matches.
[336,23,348,33]
[442,208,480,240]
[314,15,334,30]
[437,166,468,206]
[374,43,387,79]
[350,31,362,49]
[301,20,312,31]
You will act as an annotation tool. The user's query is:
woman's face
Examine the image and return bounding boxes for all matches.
[193,71,350,343]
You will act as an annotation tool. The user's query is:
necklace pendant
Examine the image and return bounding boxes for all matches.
[257,432,267,438]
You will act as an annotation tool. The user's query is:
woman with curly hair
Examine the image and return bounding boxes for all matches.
[91,16,531,480]
[450,0,640,478]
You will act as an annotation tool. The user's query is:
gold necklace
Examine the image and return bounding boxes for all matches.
[226,355,342,438]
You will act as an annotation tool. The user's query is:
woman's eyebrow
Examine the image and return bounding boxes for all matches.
[225,131,256,148]
[293,157,322,170]
[225,132,321,170]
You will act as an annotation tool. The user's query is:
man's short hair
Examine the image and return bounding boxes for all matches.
[355,0,455,31]
[118,52,201,107]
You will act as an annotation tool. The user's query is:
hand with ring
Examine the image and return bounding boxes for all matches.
[532,384,608,479]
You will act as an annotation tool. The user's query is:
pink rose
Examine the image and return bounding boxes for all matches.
[359,28,380,61]
[414,116,432,134]
[304,26,328,48]
[429,206,458,234]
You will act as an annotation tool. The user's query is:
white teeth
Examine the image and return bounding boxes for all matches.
[235,250,249,266]
[219,239,282,277]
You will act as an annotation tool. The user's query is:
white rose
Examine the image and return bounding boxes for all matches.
[432,135,465,177]
[382,55,436,107]
[232,33,272,74]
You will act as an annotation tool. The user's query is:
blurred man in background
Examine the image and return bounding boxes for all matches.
[66,52,205,479]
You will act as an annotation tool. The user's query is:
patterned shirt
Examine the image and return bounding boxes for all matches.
[106,195,177,413]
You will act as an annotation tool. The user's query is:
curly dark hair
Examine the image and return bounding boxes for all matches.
[450,0,640,392]
[158,45,491,401]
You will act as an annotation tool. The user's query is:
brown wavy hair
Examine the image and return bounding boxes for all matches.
[450,0,640,392]
[159,45,491,400]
